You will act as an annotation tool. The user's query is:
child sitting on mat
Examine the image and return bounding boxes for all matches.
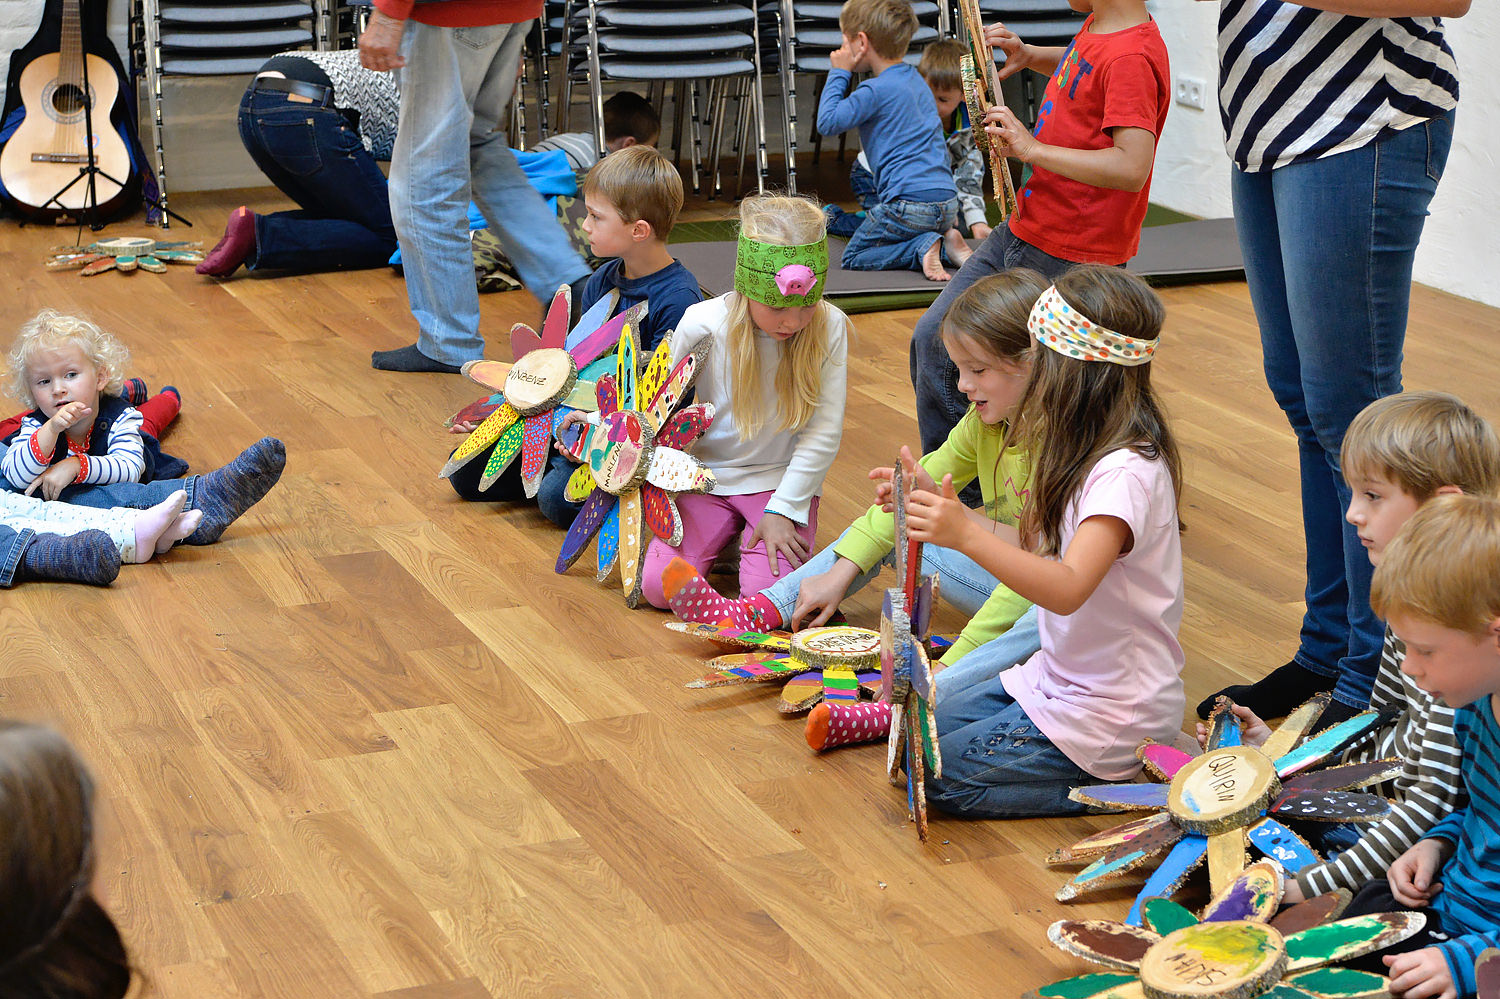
[639,193,849,609]
[1,310,184,498]
[818,0,966,282]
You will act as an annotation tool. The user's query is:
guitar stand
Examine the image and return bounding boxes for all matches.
[26,10,189,236]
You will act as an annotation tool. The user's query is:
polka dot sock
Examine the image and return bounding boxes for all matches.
[661,557,782,631]
[805,700,893,752]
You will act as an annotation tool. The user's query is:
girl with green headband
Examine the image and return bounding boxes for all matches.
[639,195,851,610]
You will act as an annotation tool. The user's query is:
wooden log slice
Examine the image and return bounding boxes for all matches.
[504,347,577,416]
[587,411,656,495]
[1168,745,1281,835]
[791,626,881,671]
[1138,921,1288,999]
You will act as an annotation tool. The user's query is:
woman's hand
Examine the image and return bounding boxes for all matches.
[748,512,810,577]
[25,458,81,500]
[790,557,862,629]
[905,475,974,549]
[984,105,1040,163]
[1388,839,1451,908]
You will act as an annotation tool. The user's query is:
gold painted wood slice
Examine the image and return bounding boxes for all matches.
[1137,921,1288,999]
[1168,746,1281,835]
[790,627,881,671]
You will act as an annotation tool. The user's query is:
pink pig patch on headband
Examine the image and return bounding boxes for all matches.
[774,264,816,298]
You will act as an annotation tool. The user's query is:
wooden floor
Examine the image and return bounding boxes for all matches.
[3,185,1497,999]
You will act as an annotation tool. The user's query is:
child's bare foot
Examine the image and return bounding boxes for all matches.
[132,490,188,562]
[921,240,950,282]
[943,228,973,268]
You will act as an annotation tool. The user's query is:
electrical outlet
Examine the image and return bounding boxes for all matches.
[1174,75,1207,111]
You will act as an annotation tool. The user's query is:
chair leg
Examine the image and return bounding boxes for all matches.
[141,0,169,227]
[535,16,551,139]
[687,81,704,196]
[778,0,797,193]
[584,0,606,159]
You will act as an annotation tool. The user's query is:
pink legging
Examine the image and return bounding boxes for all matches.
[641,490,820,609]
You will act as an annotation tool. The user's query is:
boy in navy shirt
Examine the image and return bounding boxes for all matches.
[817,0,963,282]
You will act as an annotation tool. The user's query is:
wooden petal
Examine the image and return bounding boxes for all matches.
[155,249,203,263]
[564,291,621,353]
[556,490,614,572]
[594,501,620,581]
[778,672,828,714]
[687,652,802,688]
[1274,711,1385,777]
[476,419,525,491]
[440,402,518,477]
[1028,974,1146,999]
[646,351,700,426]
[1204,696,1244,750]
[1282,759,1405,794]
[639,483,682,546]
[1475,947,1500,999]
[519,412,553,495]
[1206,830,1252,902]
[1141,897,1199,936]
[1068,783,1171,811]
[461,359,513,393]
[1138,741,1196,782]
[887,699,906,785]
[917,696,941,778]
[1201,859,1281,924]
[1284,966,1389,998]
[1260,693,1333,761]
[655,401,715,450]
[1271,790,1389,823]
[1269,890,1352,937]
[664,621,792,652]
[1048,920,1157,971]
[1126,834,1209,925]
[448,393,503,429]
[564,463,596,502]
[1050,813,1176,866]
[1059,818,1186,901]
[905,701,929,841]
[1284,912,1428,971]
[137,255,167,273]
[115,255,138,272]
[1247,817,1322,874]
[79,256,118,275]
[568,299,645,367]
[535,284,572,351]
[1256,987,1318,999]
[596,373,620,416]
[617,489,646,607]
[645,448,716,494]
[636,335,675,412]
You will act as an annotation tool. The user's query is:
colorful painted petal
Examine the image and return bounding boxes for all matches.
[1274,711,1385,777]
[564,463,597,502]
[1248,817,1322,873]
[636,335,675,412]
[1137,742,1195,782]
[647,351,701,426]
[1282,759,1405,794]
[618,489,646,607]
[1269,889,1352,937]
[1256,987,1319,999]
[463,359,513,393]
[687,652,802,688]
[1285,966,1390,998]
[1284,912,1428,971]
[1259,692,1333,761]
[779,672,829,714]
[640,483,683,546]
[1206,829,1251,902]
[910,573,936,643]
[918,697,941,777]
[564,292,618,354]
[1059,818,1186,901]
[519,412,553,496]
[1047,919,1158,971]
[1050,813,1175,866]
[595,373,621,416]
[665,620,794,651]
[1271,790,1389,823]
[556,490,615,572]
[1141,897,1199,936]
[1474,948,1500,999]
[1201,860,1281,924]
[655,401,716,449]
[1028,973,1145,999]
[1203,697,1243,749]
[439,402,518,477]
[1067,783,1171,811]
[477,419,526,491]
[449,392,504,429]
[645,448,716,494]
[594,500,620,581]
[568,299,645,367]
[535,284,573,352]
[1126,834,1209,925]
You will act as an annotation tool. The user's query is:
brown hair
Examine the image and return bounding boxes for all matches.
[1342,391,1500,500]
[839,0,918,60]
[917,38,965,93]
[0,722,131,999]
[1371,494,1500,634]
[581,145,684,239]
[602,91,660,145]
[940,269,1048,372]
[1002,265,1183,556]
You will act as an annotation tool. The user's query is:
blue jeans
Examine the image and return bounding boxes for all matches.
[926,664,1091,819]
[61,478,204,513]
[0,525,32,587]
[908,222,1079,454]
[826,159,879,239]
[837,196,960,273]
[390,19,590,365]
[1231,110,1454,709]
[933,604,1041,695]
[237,86,397,272]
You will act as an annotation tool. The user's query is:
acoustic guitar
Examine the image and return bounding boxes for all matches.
[0,0,135,220]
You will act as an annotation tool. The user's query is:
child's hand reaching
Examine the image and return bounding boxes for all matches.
[1193,704,1273,750]
[984,105,1040,163]
[984,22,1034,81]
[1389,839,1452,908]
[748,512,809,577]
[905,475,974,549]
[1384,946,1455,999]
[872,446,936,512]
[790,557,862,630]
[25,457,81,499]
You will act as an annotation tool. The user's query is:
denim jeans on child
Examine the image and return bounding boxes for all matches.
[0,525,32,587]
[238,84,397,272]
[838,196,961,274]
[908,221,1080,455]
[1231,109,1454,709]
[389,19,589,366]
[826,159,880,239]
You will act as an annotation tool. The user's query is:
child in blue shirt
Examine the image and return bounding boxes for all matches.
[817,0,963,282]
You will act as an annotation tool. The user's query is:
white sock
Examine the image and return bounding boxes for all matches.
[156,509,203,555]
[131,490,187,563]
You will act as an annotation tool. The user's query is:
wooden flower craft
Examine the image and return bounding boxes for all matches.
[1052,695,1403,925]
[554,331,716,607]
[1030,860,1426,999]
[45,236,203,275]
[670,621,885,715]
[440,285,647,496]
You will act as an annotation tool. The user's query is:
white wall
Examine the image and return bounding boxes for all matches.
[1149,0,1500,308]
[1,1,129,101]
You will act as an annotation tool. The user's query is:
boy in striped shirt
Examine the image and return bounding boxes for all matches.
[1357,494,1500,998]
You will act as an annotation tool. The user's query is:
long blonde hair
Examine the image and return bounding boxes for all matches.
[727,194,846,442]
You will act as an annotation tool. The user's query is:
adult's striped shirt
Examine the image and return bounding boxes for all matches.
[1217,0,1459,172]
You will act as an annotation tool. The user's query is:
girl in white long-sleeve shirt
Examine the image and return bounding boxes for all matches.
[642,195,849,608]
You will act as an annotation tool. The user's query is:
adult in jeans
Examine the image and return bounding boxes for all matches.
[198,50,400,278]
[1196,0,1466,729]
[360,0,590,374]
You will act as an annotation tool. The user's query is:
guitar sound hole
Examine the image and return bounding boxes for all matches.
[51,84,88,114]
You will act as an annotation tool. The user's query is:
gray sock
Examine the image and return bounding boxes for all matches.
[18,530,121,586]
[371,343,461,374]
[186,438,287,545]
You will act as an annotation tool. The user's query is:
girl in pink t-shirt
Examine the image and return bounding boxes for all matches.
[905,265,1185,818]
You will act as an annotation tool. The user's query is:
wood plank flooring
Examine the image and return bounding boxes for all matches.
[2,187,1496,997]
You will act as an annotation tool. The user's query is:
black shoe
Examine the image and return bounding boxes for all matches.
[1195,660,1334,719]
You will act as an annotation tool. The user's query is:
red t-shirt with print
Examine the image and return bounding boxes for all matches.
[1007,15,1170,266]
[374,0,539,27]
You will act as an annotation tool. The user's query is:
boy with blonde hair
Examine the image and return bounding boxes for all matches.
[1345,494,1500,999]
[818,0,963,282]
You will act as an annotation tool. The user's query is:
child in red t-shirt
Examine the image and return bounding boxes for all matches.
[983,0,1169,267]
